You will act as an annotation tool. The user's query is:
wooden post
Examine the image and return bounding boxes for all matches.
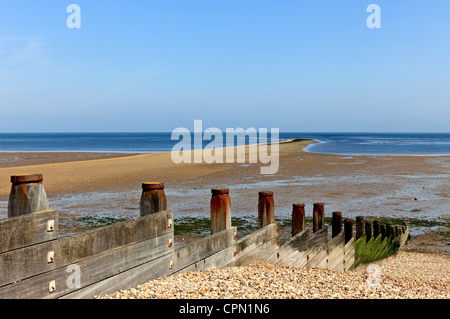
[356,216,364,239]
[8,174,49,218]
[344,219,353,244]
[332,212,342,238]
[380,224,386,240]
[390,225,396,238]
[395,225,401,237]
[365,221,372,242]
[312,203,324,233]
[258,191,274,229]
[385,223,391,237]
[210,188,231,234]
[291,203,305,236]
[373,219,380,238]
[140,182,167,216]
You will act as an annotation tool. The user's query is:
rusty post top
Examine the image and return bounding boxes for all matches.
[11,174,43,184]
[293,203,305,208]
[142,182,165,190]
[313,203,324,207]
[332,211,342,217]
[258,191,273,197]
[356,216,364,221]
[211,188,229,195]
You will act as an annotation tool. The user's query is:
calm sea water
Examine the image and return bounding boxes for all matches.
[0,132,449,156]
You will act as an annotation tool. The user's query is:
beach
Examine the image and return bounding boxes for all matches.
[96,248,450,299]
[0,139,449,250]
[1,139,449,299]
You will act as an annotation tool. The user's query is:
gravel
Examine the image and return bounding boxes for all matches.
[95,247,449,299]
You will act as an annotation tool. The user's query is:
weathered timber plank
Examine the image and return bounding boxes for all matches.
[231,237,279,266]
[60,253,174,299]
[234,223,278,257]
[280,229,309,252]
[0,232,174,299]
[327,235,345,270]
[344,238,355,255]
[308,247,328,268]
[0,210,173,287]
[227,223,278,266]
[307,227,328,251]
[0,240,57,286]
[344,255,355,271]
[56,210,173,264]
[327,231,344,252]
[172,245,236,275]
[344,249,355,265]
[171,227,236,274]
[343,238,355,270]
[400,227,409,246]
[276,230,308,266]
[0,210,58,254]
[306,227,328,268]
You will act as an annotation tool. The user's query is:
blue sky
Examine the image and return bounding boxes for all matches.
[0,0,449,132]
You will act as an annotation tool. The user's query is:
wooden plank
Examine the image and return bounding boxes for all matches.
[327,233,345,270]
[234,223,278,257]
[171,227,236,274]
[55,210,173,265]
[308,247,328,268]
[307,227,328,251]
[60,253,174,299]
[344,254,355,271]
[276,230,308,266]
[306,227,328,268]
[344,238,355,255]
[0,210,173,287]
[173,245,236,275]
[0,210,58,254]
[286,250,308,268]
[343,238,355,270]
[327,231,344,252]
[399,227,409,246]
[229,223,278,266]
[0,240,57,286]
[232,237,279,266]
[0,232,173,299]
[280,229,309,252]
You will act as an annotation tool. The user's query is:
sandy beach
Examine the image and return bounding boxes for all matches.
[0,139,448,251]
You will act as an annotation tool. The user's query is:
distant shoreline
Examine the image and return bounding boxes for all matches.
[0,132,449,156]
[0,137,308,168]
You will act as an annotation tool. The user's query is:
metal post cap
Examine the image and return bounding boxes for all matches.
[11,174,43,184]
[142,182,165,190]
[258,191,273,197]
[211,188,229,195]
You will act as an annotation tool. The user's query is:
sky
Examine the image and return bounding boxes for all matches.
[0,0,449,132]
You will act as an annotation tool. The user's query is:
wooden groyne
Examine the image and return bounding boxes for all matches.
[0,174,409,299]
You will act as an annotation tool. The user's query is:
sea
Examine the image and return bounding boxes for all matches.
[0,132,449,156]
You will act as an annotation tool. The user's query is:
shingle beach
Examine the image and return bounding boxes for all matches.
[96,241,449,299]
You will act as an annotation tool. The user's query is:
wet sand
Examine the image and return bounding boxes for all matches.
[0,152,136,168]
[0,140,448,251]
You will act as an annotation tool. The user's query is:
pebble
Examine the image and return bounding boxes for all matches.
[95,248,449,299]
